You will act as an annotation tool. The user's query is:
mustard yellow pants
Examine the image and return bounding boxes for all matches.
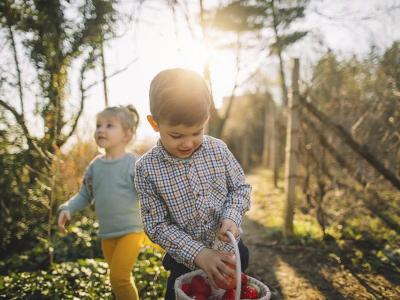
[101,232,163,300]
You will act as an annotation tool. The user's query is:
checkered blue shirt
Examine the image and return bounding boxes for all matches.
[134,135,251,270]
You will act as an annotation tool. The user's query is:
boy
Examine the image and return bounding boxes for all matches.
[134,68,251,299]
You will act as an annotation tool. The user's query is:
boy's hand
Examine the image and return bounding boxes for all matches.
[217,219,239,243]
[58,210,71,234]
[194,248,236,288]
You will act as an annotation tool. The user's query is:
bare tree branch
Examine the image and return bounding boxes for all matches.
[0,99,30,140]
[299,94,400,190]
[62,53,95,144]
[168,0,180,43]
[62,54,138,144]
[301,118,400,233]
[7,24,24,116]
[100,39,109,107]
[61,76,86,145]
[85,57,138,91]
[0,99,48,161]
[220,33,242,132]
[176,0,196,39]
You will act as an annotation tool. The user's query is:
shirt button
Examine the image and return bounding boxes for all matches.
[195,191,200,197]
[203,220,207,225]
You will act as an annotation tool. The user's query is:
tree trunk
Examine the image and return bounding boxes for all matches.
[262,99,272,167]
[271,0,289,106]
[241,134,250,172]
[100,39,109,107]
[283,58,300,237]
[261,98,280,185]
[271,107,280,188]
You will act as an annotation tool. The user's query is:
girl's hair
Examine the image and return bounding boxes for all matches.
[97,105,140,140]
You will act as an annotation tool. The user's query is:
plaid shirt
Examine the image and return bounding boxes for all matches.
[134,136,251,270]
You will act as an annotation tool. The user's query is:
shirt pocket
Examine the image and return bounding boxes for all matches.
[197,176,227,222]
[208,176,228,200]
[157,180,193,224]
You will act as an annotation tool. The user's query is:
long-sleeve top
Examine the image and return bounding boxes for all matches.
[59,153,143,239]
[134,136,251,269]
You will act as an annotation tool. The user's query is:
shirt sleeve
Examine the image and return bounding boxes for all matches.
[135,163,205,270]
[221,144,251,228]
[129,154,137,190]
[58,164,94,214]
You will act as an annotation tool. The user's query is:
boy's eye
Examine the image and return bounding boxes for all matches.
[107,123,113,128]
[169,134,181,139]
[96,124,101,128]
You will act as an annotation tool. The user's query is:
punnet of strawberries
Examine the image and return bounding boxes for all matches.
[179,273,261,300]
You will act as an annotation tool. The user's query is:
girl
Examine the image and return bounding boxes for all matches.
[58,105,152,300]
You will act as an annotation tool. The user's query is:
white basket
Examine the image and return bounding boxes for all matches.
[174,232,271,300]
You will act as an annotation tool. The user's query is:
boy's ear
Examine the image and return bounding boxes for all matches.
[147,115,159,132]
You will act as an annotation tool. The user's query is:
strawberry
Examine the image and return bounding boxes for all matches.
[240,284,259,299]
[222,289,236,300]
[191,275,211,296]
[216,274,236,290]
[181,283,192,296]
[241,273,248,286]
[216,262,236,290]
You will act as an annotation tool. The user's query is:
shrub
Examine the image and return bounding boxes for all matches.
[0,247,168,299]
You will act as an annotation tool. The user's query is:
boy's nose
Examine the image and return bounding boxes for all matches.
[181,139,194,149]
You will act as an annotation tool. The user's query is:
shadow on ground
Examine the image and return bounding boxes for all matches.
[241,217,400,300]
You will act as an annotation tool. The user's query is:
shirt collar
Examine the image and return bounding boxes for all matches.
[155,136,210,164]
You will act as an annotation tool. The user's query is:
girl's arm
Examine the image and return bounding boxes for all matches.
[58,164,94,232]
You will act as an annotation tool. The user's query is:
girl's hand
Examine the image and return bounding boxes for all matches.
[58,210,71,234]
[194,248,235,288]
[217,219,239,243]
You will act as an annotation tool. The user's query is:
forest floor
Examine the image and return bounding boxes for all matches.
[241,168,400,300]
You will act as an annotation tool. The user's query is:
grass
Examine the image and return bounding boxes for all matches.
[247,168,324,245]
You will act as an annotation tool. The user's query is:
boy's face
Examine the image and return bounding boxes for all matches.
[147,116,207,159]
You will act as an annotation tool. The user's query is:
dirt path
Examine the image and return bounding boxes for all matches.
[241,169,400,300]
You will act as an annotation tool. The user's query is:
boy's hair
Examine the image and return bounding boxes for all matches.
[149,68,211,126]
[97,105,140,140]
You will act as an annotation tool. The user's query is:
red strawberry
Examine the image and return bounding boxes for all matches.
[222,289,236,300]
[191,275,211,296]
[181,283,192,296]
[240,284,259,299]
[192,293,207,300]
[216,273,236,290]
[216,262,236,290]
[241,273,248,286]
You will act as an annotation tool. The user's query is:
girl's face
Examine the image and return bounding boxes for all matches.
[95,115,130,152]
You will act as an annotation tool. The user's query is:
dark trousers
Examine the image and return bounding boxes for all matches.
[162,240,249,300]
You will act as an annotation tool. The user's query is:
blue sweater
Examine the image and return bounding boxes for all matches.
[59,153,143,238]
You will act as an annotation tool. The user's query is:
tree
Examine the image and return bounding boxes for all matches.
[297,44,400,240]
[283,58,299,237]
[212,0,309,105]
[0,0,115,154]
[0,0,116,263]
[212,0,309,186]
